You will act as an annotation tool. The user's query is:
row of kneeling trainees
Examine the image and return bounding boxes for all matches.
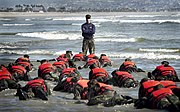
[0,52,180,111]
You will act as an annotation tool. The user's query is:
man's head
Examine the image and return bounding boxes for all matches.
[93,56,99,60]
[89,64,97,69]
[40,59,48,64]
[24,55,29,59]
[85,14,91,19]
[66,50,73,56]
[100,54,106,57]
[140,78,149,85]
[65,50,73,59]
[125,58,131,61]
[85,14,91,23]
[161,61,169,65]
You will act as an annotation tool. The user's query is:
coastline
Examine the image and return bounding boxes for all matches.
[0,11,179,17]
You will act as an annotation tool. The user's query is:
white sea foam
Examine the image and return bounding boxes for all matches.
[0,18,13,21]
[0,45,17,48]
[25,19,31,21]
[16,31,135,42]
[54,50,66,56]
[51,15,180,24]
[0,49,53,55]
[139,48,180,53]
[3,24,33,26]
[16,31,81,40]
[120,15,159,18]
[95,38,136,42]
[53,17,84,21]
[119,19,180,24]
[104,52,180,60]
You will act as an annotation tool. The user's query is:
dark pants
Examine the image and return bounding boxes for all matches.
[87,91,134,106]
[0,79,20,91]
[73,85,84,100]
[17,86,48,100]
[157,95,180,111]
[82,38,95,55]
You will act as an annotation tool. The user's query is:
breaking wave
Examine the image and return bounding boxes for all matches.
[95,38,136,42]
[118,19,180,24]
[16,31,81,40]
[3,24,33,26]
[139,48,180,53]
[104,52,180,60]
[0,49,54,55]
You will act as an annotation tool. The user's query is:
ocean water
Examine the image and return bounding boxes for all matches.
[0,12,180,112]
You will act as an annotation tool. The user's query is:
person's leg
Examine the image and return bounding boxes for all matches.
[23,73,32,81]
[44,74,55,81]
[89,39,95,54]
[82,39,88,55]
[53,81,64,91]
[0,79,9,91]
[166,95,180,111]
[73,85,82,100]
[157,98,171,110]
[87,95,111,106]
[6,79,20,89]
[33,87,48,100]
[17,88,29,100]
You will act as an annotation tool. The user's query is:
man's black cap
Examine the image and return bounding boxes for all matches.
[85,14,91,19]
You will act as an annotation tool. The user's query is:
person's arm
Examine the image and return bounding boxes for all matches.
[81,24,89,34]
[174,70,180,81]
[91,24,95,34]
[89,71,93,80]
[82,23,95,35]
[74,69,81,78]
[44,80,51,95]
[38,69,41,77]
[152,69,158,76]
[119,64,124,70]
[78,62,88,70]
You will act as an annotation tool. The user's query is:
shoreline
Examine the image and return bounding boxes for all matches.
[0,12,179,17]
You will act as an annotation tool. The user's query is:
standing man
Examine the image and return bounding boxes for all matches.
[81,14,96,55]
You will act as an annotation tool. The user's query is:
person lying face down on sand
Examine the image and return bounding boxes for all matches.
[135,81,180,111]
[119,58,145,74]
[37,59,59,81]
[148,61,180,82]
[111,69,138,88]
[16,77,51,101]
[99,54,112,67]
[0,65,21,92]
[7,63,31,82]
[87,79,135,107]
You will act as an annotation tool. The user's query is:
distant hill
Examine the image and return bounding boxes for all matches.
[0,0,180,12]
